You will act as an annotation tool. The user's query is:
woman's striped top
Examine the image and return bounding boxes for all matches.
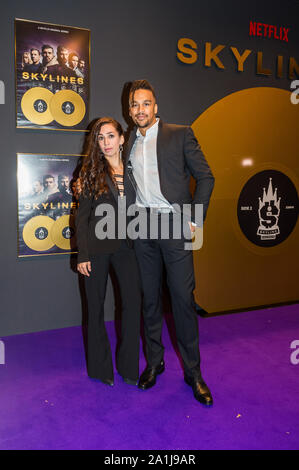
[113,173,124,198]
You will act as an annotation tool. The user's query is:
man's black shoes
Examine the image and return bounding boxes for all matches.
[138,360,165,390]
[138,360,213,406]
[184,374,213,406]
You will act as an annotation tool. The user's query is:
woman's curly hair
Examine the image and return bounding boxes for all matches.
[79,117,124,199]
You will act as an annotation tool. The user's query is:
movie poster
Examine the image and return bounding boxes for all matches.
[17,153,81,257]
[15,19,90,131]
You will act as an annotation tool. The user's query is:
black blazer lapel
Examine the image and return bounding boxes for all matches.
[105,174,118,203]
[124,127,137,164]
[123,127,138,204]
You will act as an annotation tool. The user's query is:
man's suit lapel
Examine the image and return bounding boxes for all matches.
[123,128,138,205]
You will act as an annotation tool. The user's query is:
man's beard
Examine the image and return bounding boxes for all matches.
[135,116,150,128]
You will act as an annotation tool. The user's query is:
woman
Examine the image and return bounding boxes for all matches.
[76,117,141,386]
[21,51,32,68]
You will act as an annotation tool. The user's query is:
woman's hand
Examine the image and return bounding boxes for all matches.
[77,261,91,277]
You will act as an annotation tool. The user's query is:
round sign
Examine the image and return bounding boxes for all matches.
[237,170,298,247]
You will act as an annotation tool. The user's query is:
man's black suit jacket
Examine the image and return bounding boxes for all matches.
[125,119,215,225]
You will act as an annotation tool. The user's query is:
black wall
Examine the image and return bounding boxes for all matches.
[0,0,298,335]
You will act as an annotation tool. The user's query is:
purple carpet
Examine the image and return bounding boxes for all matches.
[0,304,298,450]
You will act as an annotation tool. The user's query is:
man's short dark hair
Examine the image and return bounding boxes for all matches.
[57,45,68,55]
[42,45,54,53]
[129,79,156,101]
[58,174,69,182]
[43,174,54,183]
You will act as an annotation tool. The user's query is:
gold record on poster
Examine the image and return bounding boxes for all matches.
[51,215,76,250]
[20,87,54,125]
[50,90,86,127]
[22,215,55,251]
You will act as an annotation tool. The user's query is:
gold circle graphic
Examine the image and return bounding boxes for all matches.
[50,89,86,127]
[191,87,299,313]
[21,87,54,125]
[22,216,55,251]
[51,215,76,250]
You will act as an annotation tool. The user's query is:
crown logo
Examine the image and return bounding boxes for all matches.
[257,178,281,240]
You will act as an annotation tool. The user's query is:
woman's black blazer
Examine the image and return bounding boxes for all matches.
[75,168,136,263]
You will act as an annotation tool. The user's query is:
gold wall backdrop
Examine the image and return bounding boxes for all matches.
[192,87,299,314]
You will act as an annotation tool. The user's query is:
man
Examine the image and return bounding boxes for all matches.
[78,59,85,76]
[125,79,215,405]
[47,174,72,205]
[43,174,57,196]
[31,179,43,197]
[46,45,76,78]
[45,174,73,220]
[23,48,41,73]
[68,52,84,78]
[40,45,58,73]
[25,179,44,206]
